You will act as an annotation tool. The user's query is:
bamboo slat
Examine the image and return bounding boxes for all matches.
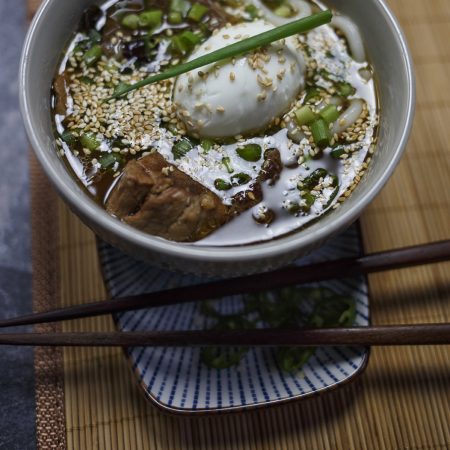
[29,0,450,448]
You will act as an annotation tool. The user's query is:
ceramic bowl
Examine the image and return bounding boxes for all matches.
[20,0,415,276]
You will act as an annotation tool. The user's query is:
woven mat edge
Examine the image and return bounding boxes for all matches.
[30,152,68,450]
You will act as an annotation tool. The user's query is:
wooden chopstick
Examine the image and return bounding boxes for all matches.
[1,240,449,329]
[0,324,449,346]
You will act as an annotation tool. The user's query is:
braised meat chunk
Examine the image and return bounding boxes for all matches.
[106,153,229,242]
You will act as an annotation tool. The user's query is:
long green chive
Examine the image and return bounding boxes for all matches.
[310,118,331,147]
[108,10,332,99]
[294,105,316,126]
[113,82,131,98]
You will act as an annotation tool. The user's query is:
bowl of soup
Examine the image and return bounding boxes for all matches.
[20,0,414,275]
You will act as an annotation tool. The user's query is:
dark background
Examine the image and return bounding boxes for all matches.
[0,1,36,448]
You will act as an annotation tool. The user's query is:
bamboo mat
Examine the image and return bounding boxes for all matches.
[28,0,450,448]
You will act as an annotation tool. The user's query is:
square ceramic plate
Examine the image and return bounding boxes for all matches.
[98,224,369,414]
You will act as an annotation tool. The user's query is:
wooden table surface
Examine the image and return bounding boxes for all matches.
[28,0,450,449]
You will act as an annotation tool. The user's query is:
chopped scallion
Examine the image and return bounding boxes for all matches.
[231,172,251,186]
[88,29,102,44]
[139,10,163,28]
[303,87,321,103]
[200,138,214,151]
[168,11,183,24]
[121,13,140,30]
[180,30,202,45]
[236,144,262,162]
[319,104,340,123]
[188,2,209,21]
[170,0,191,16]
[80,133,100,151]
[294,105,316,126]
[274,4,292,18]
[301,191,315,212]
[302,168,328,189]
[83,44,102,67]
[336,81,356,97]
[244,4,259,19]
[61,130,77,146]
[214,179,232,190]
[222,157,234,173]
[171,31,202,54]
[172,138,194,159]
[330,145,346,159]
[99,153,122,169]
[310,118,331,147]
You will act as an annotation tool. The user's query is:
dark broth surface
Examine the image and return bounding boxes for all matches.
[52,0,378,245]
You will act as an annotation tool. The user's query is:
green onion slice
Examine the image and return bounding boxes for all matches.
[231,172,252,186]
[294,105,316,126]
[236,144,262,162]
[310,118,331,147]
[139,10,163,28]
[188,2,209,21]
[222,156,234,173]
[172,138,194,159]
[319,104,340,123]
[214,178,232,190]
[80,133,100,151]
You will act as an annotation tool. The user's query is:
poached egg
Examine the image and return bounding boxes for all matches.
[173,21,306,138]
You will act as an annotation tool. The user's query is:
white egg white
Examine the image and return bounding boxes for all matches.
[173,21,306,138]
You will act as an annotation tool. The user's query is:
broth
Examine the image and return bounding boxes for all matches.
[52,0,378,245]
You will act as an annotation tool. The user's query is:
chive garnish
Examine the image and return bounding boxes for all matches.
[310,118,331,147]
[294,105,316,126]
[108,10,332,100]
[236,144,262,162]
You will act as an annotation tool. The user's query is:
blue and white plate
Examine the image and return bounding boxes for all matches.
[98,224,369,414]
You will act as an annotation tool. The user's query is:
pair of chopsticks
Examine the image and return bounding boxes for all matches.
[1,240,449,347]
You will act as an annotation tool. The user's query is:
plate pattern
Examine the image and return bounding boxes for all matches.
[98,224,369,413]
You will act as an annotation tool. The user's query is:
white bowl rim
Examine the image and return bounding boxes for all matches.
[20,0,415,264]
